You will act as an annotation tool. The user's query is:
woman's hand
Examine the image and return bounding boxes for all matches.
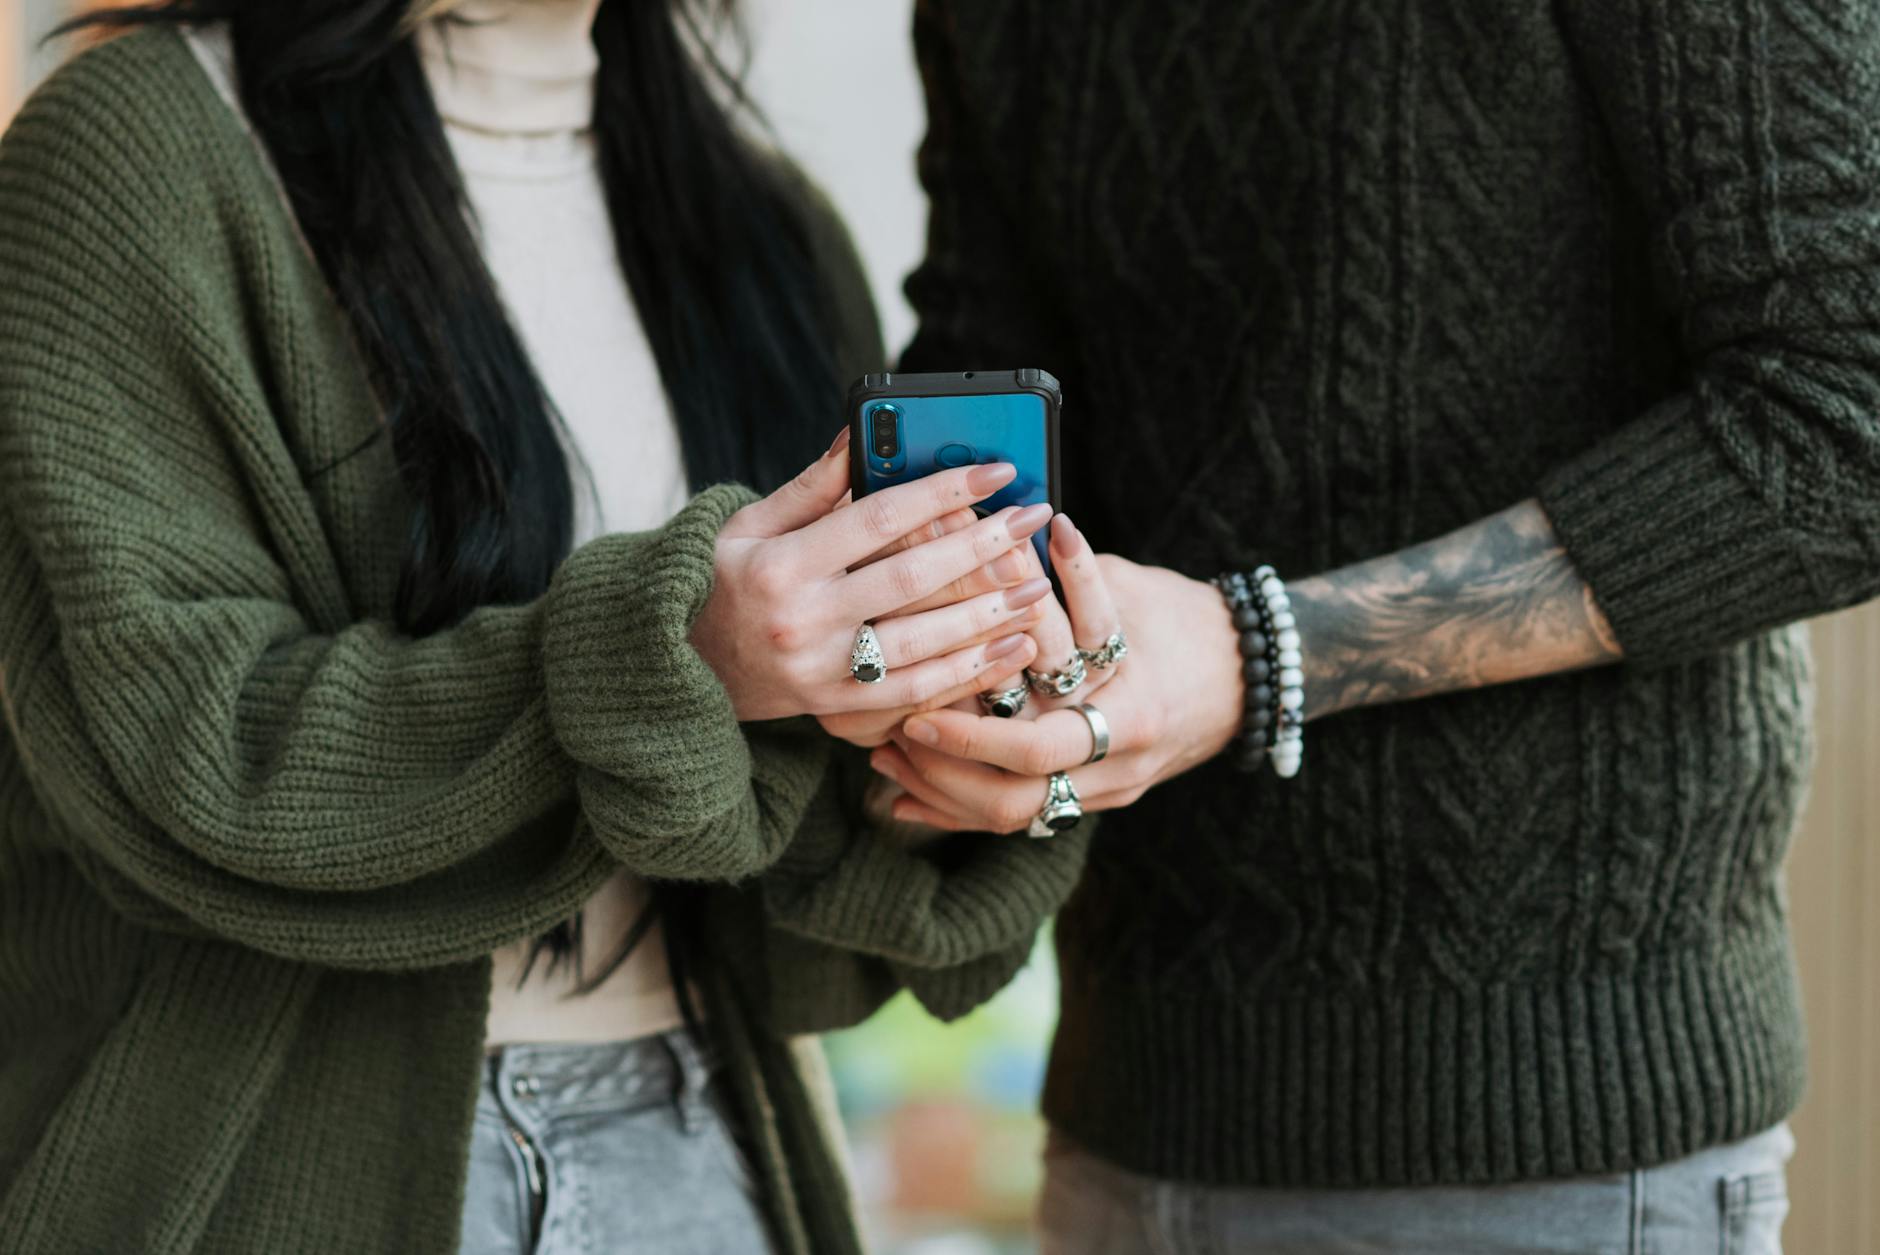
[817,512,1058,748]
[870,518,1245,832]
[692,430,1051,722]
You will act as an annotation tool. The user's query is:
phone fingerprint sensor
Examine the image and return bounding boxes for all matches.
[935,442,977,468]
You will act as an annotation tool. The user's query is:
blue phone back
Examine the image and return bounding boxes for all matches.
[856,391,1054,567]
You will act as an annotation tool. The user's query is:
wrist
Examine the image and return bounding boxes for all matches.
[1192,575,1246,761]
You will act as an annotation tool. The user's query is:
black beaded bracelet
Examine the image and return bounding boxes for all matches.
[1213,566,1306,778]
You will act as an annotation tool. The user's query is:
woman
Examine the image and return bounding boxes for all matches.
[0,2,1093,1251]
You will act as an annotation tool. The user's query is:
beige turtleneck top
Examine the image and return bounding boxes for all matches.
[416,0,690,1047]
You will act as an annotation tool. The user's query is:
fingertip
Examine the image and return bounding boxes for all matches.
[1052,513,1088,558]
[965,461,1019,498]
[827,426,852,456]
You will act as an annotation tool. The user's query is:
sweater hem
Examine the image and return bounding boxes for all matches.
[1042,927,1806,1188]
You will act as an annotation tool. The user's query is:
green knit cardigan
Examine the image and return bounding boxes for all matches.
[0,28,1089,1254]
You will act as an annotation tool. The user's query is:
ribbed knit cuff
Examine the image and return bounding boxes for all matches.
[764,823,1092,971]
[542,484,790,878]
[889,939,1037,1023]
[1536,403,1813,666]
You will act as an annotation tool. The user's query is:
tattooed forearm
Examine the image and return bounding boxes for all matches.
[1286,501,1622,720]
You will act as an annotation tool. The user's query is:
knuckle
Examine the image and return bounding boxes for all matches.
[952,648,991,687]
[938,575,975,606]
[1131,704,1167,749]
[907,673,946,707]
[761,614,802,654]
[860,494,904,543]
[970,521,1011,564]
[776,652,818,693]
[787,464,820,497]
[989,797,1034,832]
[889,557,929,603]
[747,559,790,602]
[887,623,927,666]
[1020,739,1061,777]
[959,727,993,760]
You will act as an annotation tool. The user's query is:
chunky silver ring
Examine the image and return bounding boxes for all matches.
[1026,771,1083,838]
[1079,629,1130,670]
[1072,702,1111,764]
[1024,651,1088,699]
[978,685,1030,719]
[849,624,886,684]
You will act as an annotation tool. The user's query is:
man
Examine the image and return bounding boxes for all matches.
[881,1,1880,1250]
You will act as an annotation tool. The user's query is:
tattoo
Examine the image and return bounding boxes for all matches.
[1287,501,1622,720]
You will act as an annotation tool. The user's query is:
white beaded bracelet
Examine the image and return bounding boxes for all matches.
[1254,566,1306,779]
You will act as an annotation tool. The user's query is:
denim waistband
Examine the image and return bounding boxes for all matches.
[479,1029,721,1129]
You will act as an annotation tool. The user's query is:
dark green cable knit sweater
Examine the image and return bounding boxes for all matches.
[903,0,1880,1186]
[0,28,1091,1253]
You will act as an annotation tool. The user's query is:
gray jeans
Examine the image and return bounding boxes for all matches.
[1039,1123,1793,1255]
[458,1030,777,1255]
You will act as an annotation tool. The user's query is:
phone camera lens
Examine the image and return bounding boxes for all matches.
[872,408,900,459]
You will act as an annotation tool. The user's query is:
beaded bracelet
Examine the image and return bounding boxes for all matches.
[1213,566,1306,778]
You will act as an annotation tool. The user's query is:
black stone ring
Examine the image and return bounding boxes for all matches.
[978,685,1030,718]
[849,624,886,684]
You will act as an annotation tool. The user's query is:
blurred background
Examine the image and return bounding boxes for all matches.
[4,3,1876,1252]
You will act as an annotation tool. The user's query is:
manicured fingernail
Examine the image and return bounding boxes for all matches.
[966,462,1018,495]
[1008,503,1054,539]
[904,718,939,746]
[1052,513,1079,553]
[1004,578,1052,611]
[986,633,1030,660]
[828,426,851,455]
[989,551,1028,583]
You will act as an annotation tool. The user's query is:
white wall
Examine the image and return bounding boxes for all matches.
[20,0,69,94]
[733,0,926,355]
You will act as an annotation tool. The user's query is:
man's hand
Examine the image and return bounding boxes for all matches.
[871,519,1245,831]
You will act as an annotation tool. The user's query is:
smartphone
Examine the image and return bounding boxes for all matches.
[848,369,1062,571]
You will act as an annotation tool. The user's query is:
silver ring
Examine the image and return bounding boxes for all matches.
[1026,771,1082,838]
[849,624,886,684]
[1024,651,1088,699]
[1072,703,1110,764]
[978,685,1029,718]
[1079,629,1129,670]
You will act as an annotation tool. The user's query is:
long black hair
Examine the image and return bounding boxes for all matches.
[58,0,845,985]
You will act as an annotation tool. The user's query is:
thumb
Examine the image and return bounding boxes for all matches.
[729,427,852,539]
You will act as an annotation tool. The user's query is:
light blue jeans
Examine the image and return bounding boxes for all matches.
[1039,1123,1793,1255]
[457,1030,777,1255]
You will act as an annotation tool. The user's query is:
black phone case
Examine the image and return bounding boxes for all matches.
[845,368,1063,507]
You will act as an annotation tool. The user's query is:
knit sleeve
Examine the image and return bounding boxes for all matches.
[0,34,824,970]
[897,0,1070,372]
[746,748,1089,1031]
[1536,1,1880,664]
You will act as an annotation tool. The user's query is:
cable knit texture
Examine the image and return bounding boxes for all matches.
[0,28,1090,1253]
[903,0,1880,1187]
